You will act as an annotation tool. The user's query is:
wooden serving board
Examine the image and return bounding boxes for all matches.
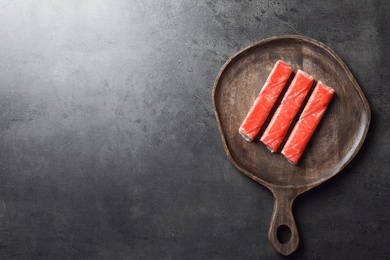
[212,35,370,255]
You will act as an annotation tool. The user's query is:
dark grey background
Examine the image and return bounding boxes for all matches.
[0,0,389,259]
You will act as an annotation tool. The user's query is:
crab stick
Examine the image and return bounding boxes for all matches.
[239,60,293,142]
[260,69,314,152]
[281,81,335,164]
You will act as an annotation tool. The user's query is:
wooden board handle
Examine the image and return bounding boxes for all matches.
[268,189,299,255]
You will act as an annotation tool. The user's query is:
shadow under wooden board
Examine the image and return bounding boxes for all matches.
[212,35,370,255]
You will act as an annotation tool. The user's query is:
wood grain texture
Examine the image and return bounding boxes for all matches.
[212,35,371,255]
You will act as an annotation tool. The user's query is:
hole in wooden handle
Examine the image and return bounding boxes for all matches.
[277,224,292,244]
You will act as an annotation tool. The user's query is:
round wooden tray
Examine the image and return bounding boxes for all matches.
[212,35,370,255]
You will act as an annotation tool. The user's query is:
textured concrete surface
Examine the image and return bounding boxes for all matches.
[0,0,389,259]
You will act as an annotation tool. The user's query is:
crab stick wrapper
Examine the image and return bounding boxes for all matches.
[281,81,335,164]
[261,69,314,152]
[239,60,293,142]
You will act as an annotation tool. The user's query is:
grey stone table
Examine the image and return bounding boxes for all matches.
[0,0,388,259]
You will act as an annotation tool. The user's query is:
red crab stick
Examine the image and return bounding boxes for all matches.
[261,69,314,152]
[281,81,335,164]
[239,60,293,142]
